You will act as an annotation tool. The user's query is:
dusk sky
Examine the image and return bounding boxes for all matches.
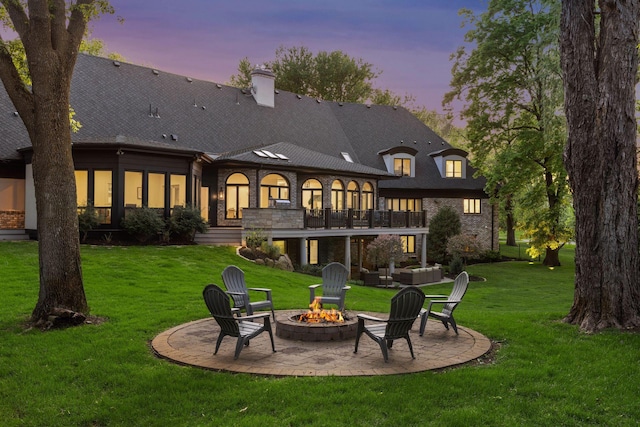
[90,1,486,118]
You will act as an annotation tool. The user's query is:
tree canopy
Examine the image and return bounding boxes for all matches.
[230,45,378,103]
[444,0,571,266]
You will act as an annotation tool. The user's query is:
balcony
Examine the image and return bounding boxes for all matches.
[242,207,426,233]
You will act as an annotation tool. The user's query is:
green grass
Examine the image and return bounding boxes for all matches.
[1,240,639,426]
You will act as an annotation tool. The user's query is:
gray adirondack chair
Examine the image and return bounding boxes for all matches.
[353,286,425,362]
[222,265,276,321]
[419,271,469,336]
[202,284,276,360]
[309,262,350,311]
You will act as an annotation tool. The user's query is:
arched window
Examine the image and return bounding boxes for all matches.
[225,173,249,219]
[260,174,289,208]
[361,182,374,210]
[346,181,360,210]
[331,180,345,210]
[302,179,323,210]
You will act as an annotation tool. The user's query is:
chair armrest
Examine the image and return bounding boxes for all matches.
[342,285,351,291]
[357,313,386,322]
[226,291,245,296]
[238,312,271,321]
[309,284,321,289]
[423,294,448,298]
[428,299,461,305]
[248,287,272,293]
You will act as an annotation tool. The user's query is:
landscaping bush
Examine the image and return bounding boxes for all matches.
[428,205,461,264]
[169,205,208,242]
[260,241,281,260]
[245,229,267,250]
[449,254,464,276]
[120,206,166,243]
[77,202,99,242]
[446,233,482,264]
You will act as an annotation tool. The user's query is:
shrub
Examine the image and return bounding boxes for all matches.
[446,233,482,263]
[77,203,99,242]
[169,205,208,242]
[260,241,281,260]
[245,229,267,250]
[120,206,166,243]
[480,250,502,263]
[428,206,461,264]
[449,255,464,276]
[366,234,406,275]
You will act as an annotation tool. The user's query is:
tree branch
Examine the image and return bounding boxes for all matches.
[1,0,29,38]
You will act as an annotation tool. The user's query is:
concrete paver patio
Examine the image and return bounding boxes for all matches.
[151,310,491,376]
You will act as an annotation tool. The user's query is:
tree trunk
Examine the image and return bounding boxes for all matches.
[560,0,640,332]
[505,197,517,246]
[542,247,560,267]
[27,53,87,324]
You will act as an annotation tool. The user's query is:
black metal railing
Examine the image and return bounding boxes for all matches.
[304,208,426,230]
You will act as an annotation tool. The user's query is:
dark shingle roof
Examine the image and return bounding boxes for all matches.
[0,54,486,193]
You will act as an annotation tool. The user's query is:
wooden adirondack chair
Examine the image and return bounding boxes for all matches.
[353,286,425,362]
[221,265,276,321]
[202,284,276,360]
[419,271,469,336]
[309,262,351,311]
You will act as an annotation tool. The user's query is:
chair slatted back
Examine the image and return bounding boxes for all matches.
[203,284,240,336]
[442,271,469,316]
[321,262,349,298]
[221,265,248,308]
[385,287,425,339]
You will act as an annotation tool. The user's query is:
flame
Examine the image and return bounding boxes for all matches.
[297,297,344,323]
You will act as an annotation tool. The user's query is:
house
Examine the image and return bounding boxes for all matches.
[0,54,497,271]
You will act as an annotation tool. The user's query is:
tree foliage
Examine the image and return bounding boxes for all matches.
[0,0,114,325]
[560,0,640,331]
[427,206,461,264]
[229,45,378,103]
[444,0,571,267]
[366,234,406,269]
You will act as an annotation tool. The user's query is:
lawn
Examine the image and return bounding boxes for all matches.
[1,241,639,426]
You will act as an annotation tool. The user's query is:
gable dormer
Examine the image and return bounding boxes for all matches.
[429,148,469,179]
[377,146,418,177]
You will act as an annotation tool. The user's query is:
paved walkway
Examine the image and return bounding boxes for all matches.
[151,310,491,376]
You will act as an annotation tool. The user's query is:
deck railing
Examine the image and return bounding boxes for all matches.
[303,208,426,230]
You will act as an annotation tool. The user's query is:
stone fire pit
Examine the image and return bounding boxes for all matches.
[275,309,358,342]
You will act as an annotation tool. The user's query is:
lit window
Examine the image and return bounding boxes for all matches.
[386,198,422,212]
[464,198,481,214]
[124,171,143,208]
[74,171,88,207]
[394,158,411,176]
[302,179,323,210]
[331,180,344,210]
[307,239,319,265]
[346,181,359,210]
[446,160,462,178]
[361,182,374,210]
[401,235,416,254]
[260,174,289,207]
[226,173,249,219]
[170,174,186,209]
[94,170,112,224]
[148,173,165,209]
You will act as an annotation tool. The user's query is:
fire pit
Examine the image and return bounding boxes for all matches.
[275,299,358,342]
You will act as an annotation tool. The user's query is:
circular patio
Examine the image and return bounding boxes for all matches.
[151,310,491,376]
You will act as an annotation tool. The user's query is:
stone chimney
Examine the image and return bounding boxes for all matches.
[250,66,275,108]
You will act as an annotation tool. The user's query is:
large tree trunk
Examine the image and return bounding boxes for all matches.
[560,0,640,332]
[542,247,560,267]
[505,196,517,247]
[27,54,87,324]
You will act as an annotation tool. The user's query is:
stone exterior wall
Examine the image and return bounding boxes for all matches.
[424,197,498,251]
[241,208,305,231]
[0,210,25,229]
